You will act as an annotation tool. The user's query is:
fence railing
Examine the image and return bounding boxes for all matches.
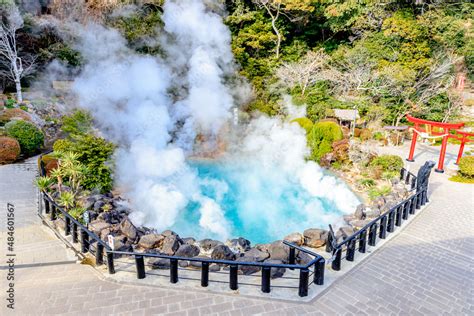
[325,161,436,271]
[39,193,325,297]
[38,155,435,298]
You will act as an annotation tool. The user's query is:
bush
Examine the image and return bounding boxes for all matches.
[0,108,32,125]
[308,121,343,162]
[370,155,404,172]
[53,134,114,192]
[368,186,392,200]
[5,99,15,108]
[458,156,474,178]
[61,110,93,136]
[0,136,21,164]
[5,121,44,156]
[291,117,313,133]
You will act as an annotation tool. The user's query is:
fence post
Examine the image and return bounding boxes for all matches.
[379,216,387,239]
[135,255,146,279]
[400,168,405,181]
[346,239,356,261]
[170,259,178,284]
[395,206,403,227]
[325,233,333,253]
[314,258,325,285]
[368,224,377,246]
[229,264,238,290]
[50,204,56,221]
[416,192,422,209]
[72,222,78,243]
[402,201,409,220]
[387,211,395,233]
[44,197,50,214]
[359,230,367,253]
[96,243,104,266]
[261,266,271,293]
[107,252,115,274]
[81,229,89,253]
[65,216,71,236]
[411,195,417,214]
[298,269,309,297]
[332,248,342,271]
[201,262,209,287]
[289,247,296,270]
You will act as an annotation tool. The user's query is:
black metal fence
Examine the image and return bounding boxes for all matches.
[38,159,435,298]
[325,161,436,271]
[39,194,325,297]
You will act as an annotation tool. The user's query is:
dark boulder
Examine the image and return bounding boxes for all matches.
[119,218,137,240]
[243,248,269,262]
[264,259,286,278]
[138,234,164,249]
[161,234,182,255]
[211,245,235,261]
[149,258,171,269]
[175,244,200,258]
[227,237,251,252]
[236,256,260,275]
[198,239,223,252]
[354,204,366,220]
[268,241,289,262]
[182,237,196,245]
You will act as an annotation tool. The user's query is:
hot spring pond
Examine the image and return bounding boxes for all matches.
[164,160,359,244]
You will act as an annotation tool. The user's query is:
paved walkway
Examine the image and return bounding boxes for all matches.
[0,144,473,315]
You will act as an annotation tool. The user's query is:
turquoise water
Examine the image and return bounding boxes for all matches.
[168,160,353,244]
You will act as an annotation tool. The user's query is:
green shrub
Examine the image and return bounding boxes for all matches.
[53,134,114,192]
[61,110,93,136]
[308,121,343,162]
[458,156,474,178]
[5,120,44,156]
[373,131,385,141]
[368,186,392,200]
[370,155,404,172]
[358,178,376,188]
[5,99,15,108]
[291,117,313,133]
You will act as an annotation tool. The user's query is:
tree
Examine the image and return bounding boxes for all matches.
[253,0,314,59]
[0,4,35,104]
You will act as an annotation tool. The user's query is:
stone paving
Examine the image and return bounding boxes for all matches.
[0,143,473,315]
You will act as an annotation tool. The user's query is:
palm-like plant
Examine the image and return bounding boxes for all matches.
[35,176,53,192]
[69,207,86,220]
[58,191,75,210]
[50,167,64,193]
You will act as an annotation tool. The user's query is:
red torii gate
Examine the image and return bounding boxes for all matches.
[406,115,468,173]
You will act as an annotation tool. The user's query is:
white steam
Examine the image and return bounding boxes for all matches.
[70,0,359,242]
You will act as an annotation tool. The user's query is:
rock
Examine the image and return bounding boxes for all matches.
[100,228,112,240]
[211,245,235,261]
[350,219,372,230]
[365,206,381,218]
[93,200,105,212]
[354,204,366,220]
[297,252,313,265]
[182,237,196,245]
[179,261,189,268]
[303,228,328,248]
[226,237,251,252]
[161,234,182,255]
[243,248,269,262]
[209,264,221,272]
[283,232,304,246]
[83,197,95,210]
[89,220,110,236]
[336,226,355,240]
[373,196,386,208]
[175,244,200,258]
[198,239,223,252]
[119,218,137,240]
[138,234,164,249]
[255,243,271,253]
[149,258,171,269]
[162,230,177,237]
[236,256,261,275]
[264,259,286,279]
[268,241,289,262]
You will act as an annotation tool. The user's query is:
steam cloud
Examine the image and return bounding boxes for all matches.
[71,0,359,242]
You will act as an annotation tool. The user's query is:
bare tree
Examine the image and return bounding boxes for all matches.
[0,4,36,104]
